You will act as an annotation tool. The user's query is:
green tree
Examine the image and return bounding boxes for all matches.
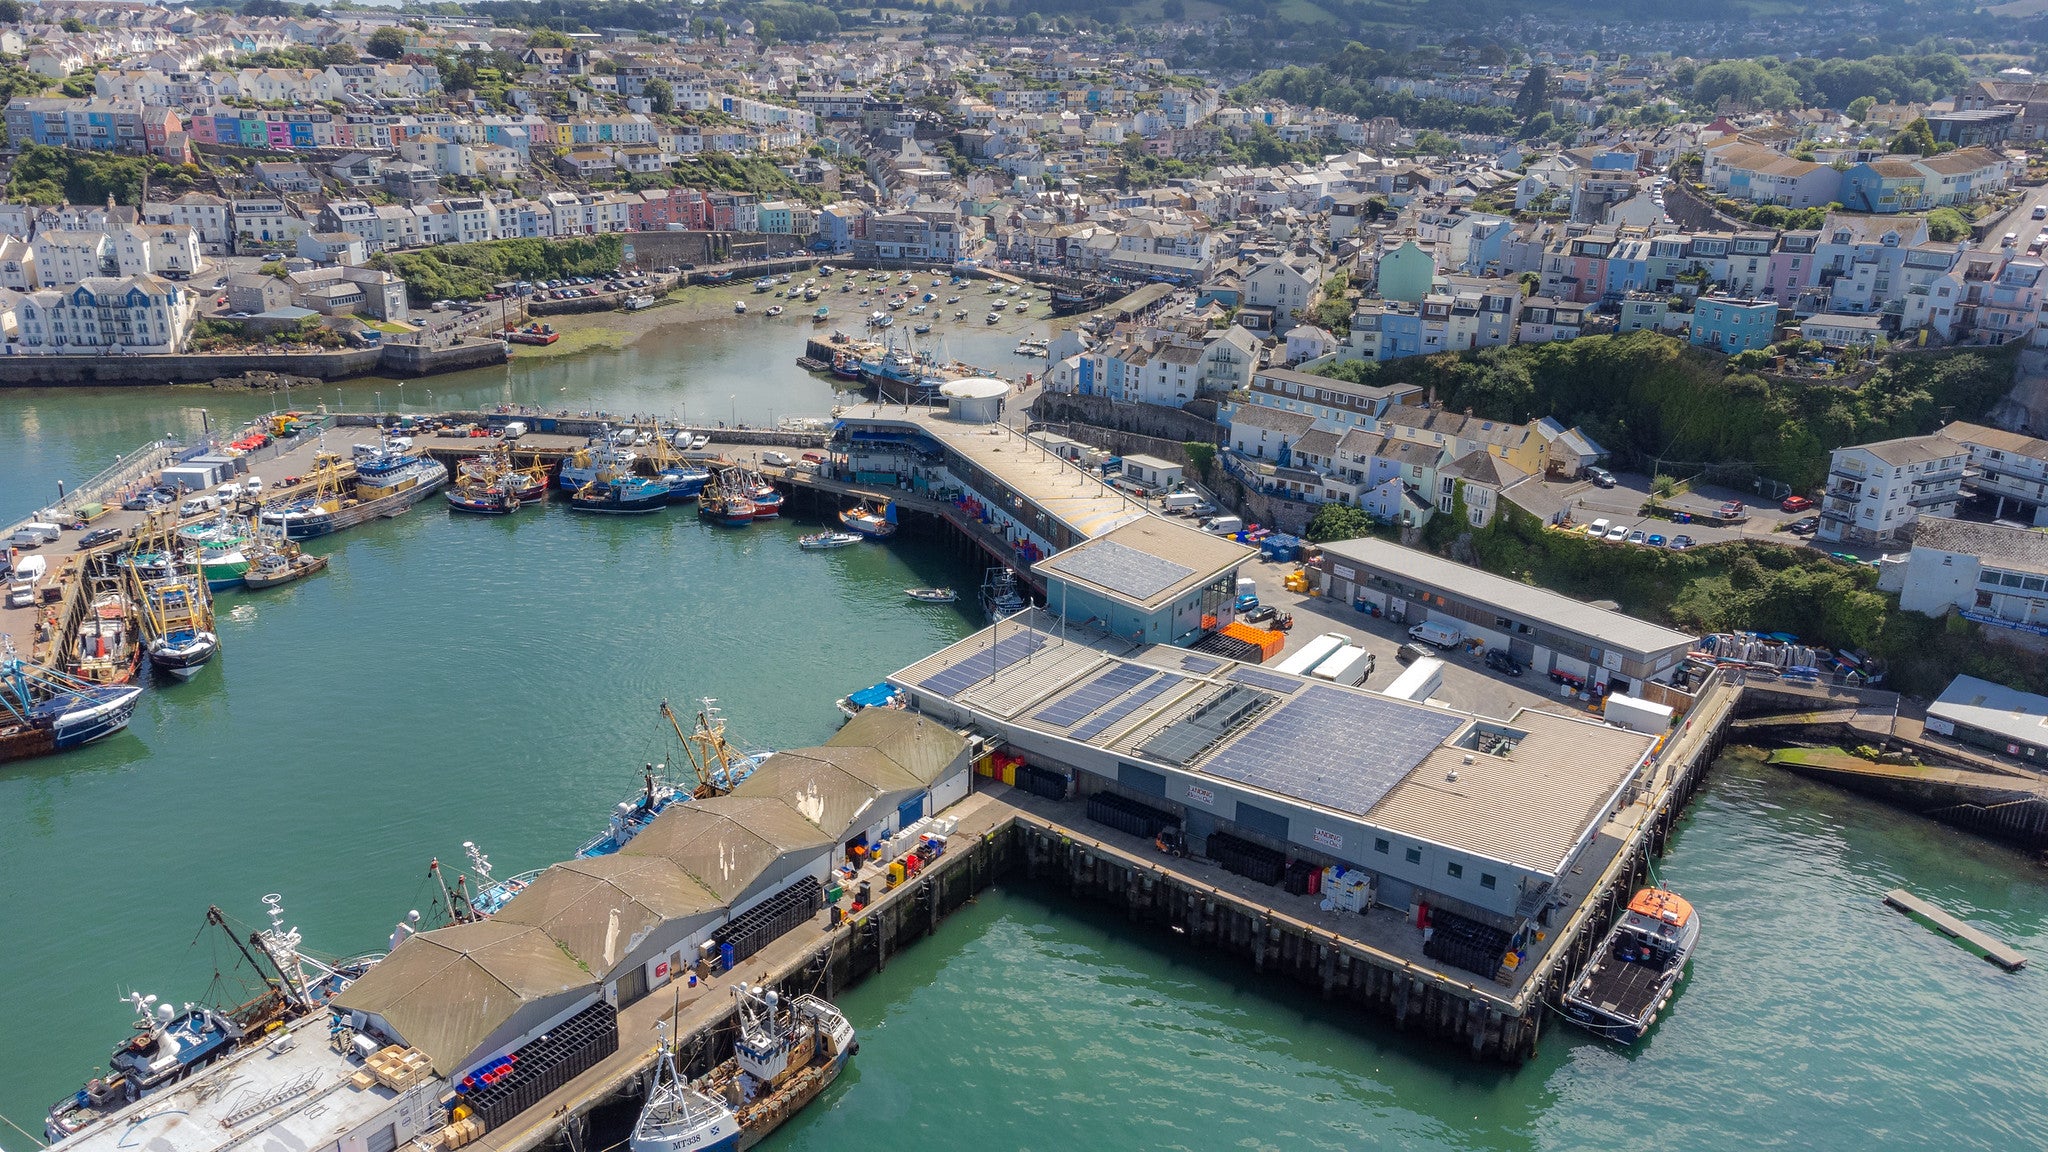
[526,27,571,48]
[642,76,674,115]
[1889,117,1937,155]
[1925,206,1970,242]
[1306,503,1375,543]
[1513,64,1549,121]
[367,27,408,60]
[0,0,24,22]
[1846,95,1875,122]
[60,15,85,32]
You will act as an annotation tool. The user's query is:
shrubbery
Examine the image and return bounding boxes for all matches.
[371,236,625,304]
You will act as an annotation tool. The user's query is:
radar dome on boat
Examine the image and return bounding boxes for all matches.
[941,377,1010,423]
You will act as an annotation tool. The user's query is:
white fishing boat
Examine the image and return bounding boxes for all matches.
[799,531,862,550]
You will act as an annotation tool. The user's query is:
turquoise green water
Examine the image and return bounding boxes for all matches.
[4,318,2048,1150]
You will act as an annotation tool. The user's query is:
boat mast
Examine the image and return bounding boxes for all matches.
[206,904,285,1001]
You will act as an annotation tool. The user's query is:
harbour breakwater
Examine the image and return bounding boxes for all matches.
[0,339,504,388]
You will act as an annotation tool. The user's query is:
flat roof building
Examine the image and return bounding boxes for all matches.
[1927,674,2048,764]
[889,612,1655,929]
[1312,537,1697,690]
[1034,516,1256,647]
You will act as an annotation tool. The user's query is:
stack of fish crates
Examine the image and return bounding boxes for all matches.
[1084,790,1178,839]
[713,875,824,964]
[1421,908,1513,980]
[463,1001,620,1131]
[1204,831,1285,886]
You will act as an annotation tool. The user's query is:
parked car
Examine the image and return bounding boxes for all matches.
[1718,500,1745,518]
[1789,516,1820,535]
[1779,495,1813,513]
[1627,530,1648,545]
[1396,642,1432,664]
[1669,534,1695,549]
[78,527,123,549]
[1586,466,1617,488]
[1484,649,1525,677]
[1647,533,1666,547]
[1604,524,1630,542]
[123,489,172,511]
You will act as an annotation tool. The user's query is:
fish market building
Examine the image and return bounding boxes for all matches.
[1033,515,1258,647]
[887,614,1656,929]
[1312,537,1697,691]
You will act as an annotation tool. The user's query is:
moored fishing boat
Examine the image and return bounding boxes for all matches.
[799,531,862,550]
[689,986,856,1150]
[979,567,1027,620]
[71,577,142,685]
[260,439,445,539]
[632,1026,742,1152]
[242,547,328,590]
[839,501,896,539]
[1,639,142,764]
[176,514,253,590]
[698,473,756,526]
[128,521,219,679]
[558,434,639,491]
[1559,887,1700,1043]
[446,482,520,515]
[568,473,670,514]
[43,895,382,1143]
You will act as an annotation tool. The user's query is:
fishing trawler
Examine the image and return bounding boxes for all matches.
[70,576,141,685]
[1560,888,1701,1043]
[260,440,445,539]
[176,514,253,590]
[676,986,855,1151]
[698,473,757,526]
[242,530,328,590]
[980,567,1028,620]
[128,522,219,679]
[446,481,521,515]
[558,434,640,491]
[0,639,142,763]
[632,1025,742,1152]
[839,501,896,539]
[569,473,670,514]
[44,895,383,1143]
[728,469,782,519]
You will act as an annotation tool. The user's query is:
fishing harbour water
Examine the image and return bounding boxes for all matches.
[5,312,2048,1152]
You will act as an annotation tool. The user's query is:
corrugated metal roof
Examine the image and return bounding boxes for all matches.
[621,796,831,904]
[827,707,971,786]
[492,856,723,977]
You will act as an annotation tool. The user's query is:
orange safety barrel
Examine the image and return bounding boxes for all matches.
[1627,888,1694,927]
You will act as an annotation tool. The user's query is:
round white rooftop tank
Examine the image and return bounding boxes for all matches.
[942,377,1011,424]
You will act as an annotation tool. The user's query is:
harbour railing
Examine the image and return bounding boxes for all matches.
[41,435,186,521]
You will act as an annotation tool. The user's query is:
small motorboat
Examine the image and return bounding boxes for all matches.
[905,587,958,603]
[913,323,931,334]
[765,305,784,317]
[800,531,863,550]
[733,300,747,314]
[1559,888,1700,1043]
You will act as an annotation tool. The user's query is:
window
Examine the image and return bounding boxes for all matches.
[1481,873,1497,890]
[1446,862,1463,879]
[1404,846,1421,864]
[1374,837,1389,854]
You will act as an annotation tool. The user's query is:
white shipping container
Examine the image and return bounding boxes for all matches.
[1603,693,1674,735]
[1275,632,1350,677]
[1381,657,1444,703]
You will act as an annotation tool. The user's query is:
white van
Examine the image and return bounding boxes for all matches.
[501,421,528,441]
[180,494,221,517]
[6,554,47,606]
[1161,492,1203,512]
[217,481,244,501]
[760,450,793,468]
[243,476,264,496]
[11,522,60,548]
[1408,620,1463,649]
[1206,514,1244,535]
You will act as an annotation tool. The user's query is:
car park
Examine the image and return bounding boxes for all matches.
[1779,495,1813,513]
[1788,516,1819,535]
[1669,534,1695,549]
[1604,524,1630,542]
[1484,650,1524,677]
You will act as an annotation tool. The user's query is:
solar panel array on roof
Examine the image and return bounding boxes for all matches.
[1141,685,1272,765]
[1033,664,1153,727]
[1201,686,1465,818]
[1069,673,1185,743]
[1180,654,1225,674]
[917,632,1048,698]
[1229,667,1302,695]
[1041,540,1194,601]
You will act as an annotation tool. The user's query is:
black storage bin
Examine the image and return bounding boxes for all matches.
[1084,791,1178,839]
[1282,858,1319,895]
[1205,830,1285,885]
[714,876,824,964]
[1421,907,1512,979]
[467,1000,620,1131]
[1018,763,1069,801]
